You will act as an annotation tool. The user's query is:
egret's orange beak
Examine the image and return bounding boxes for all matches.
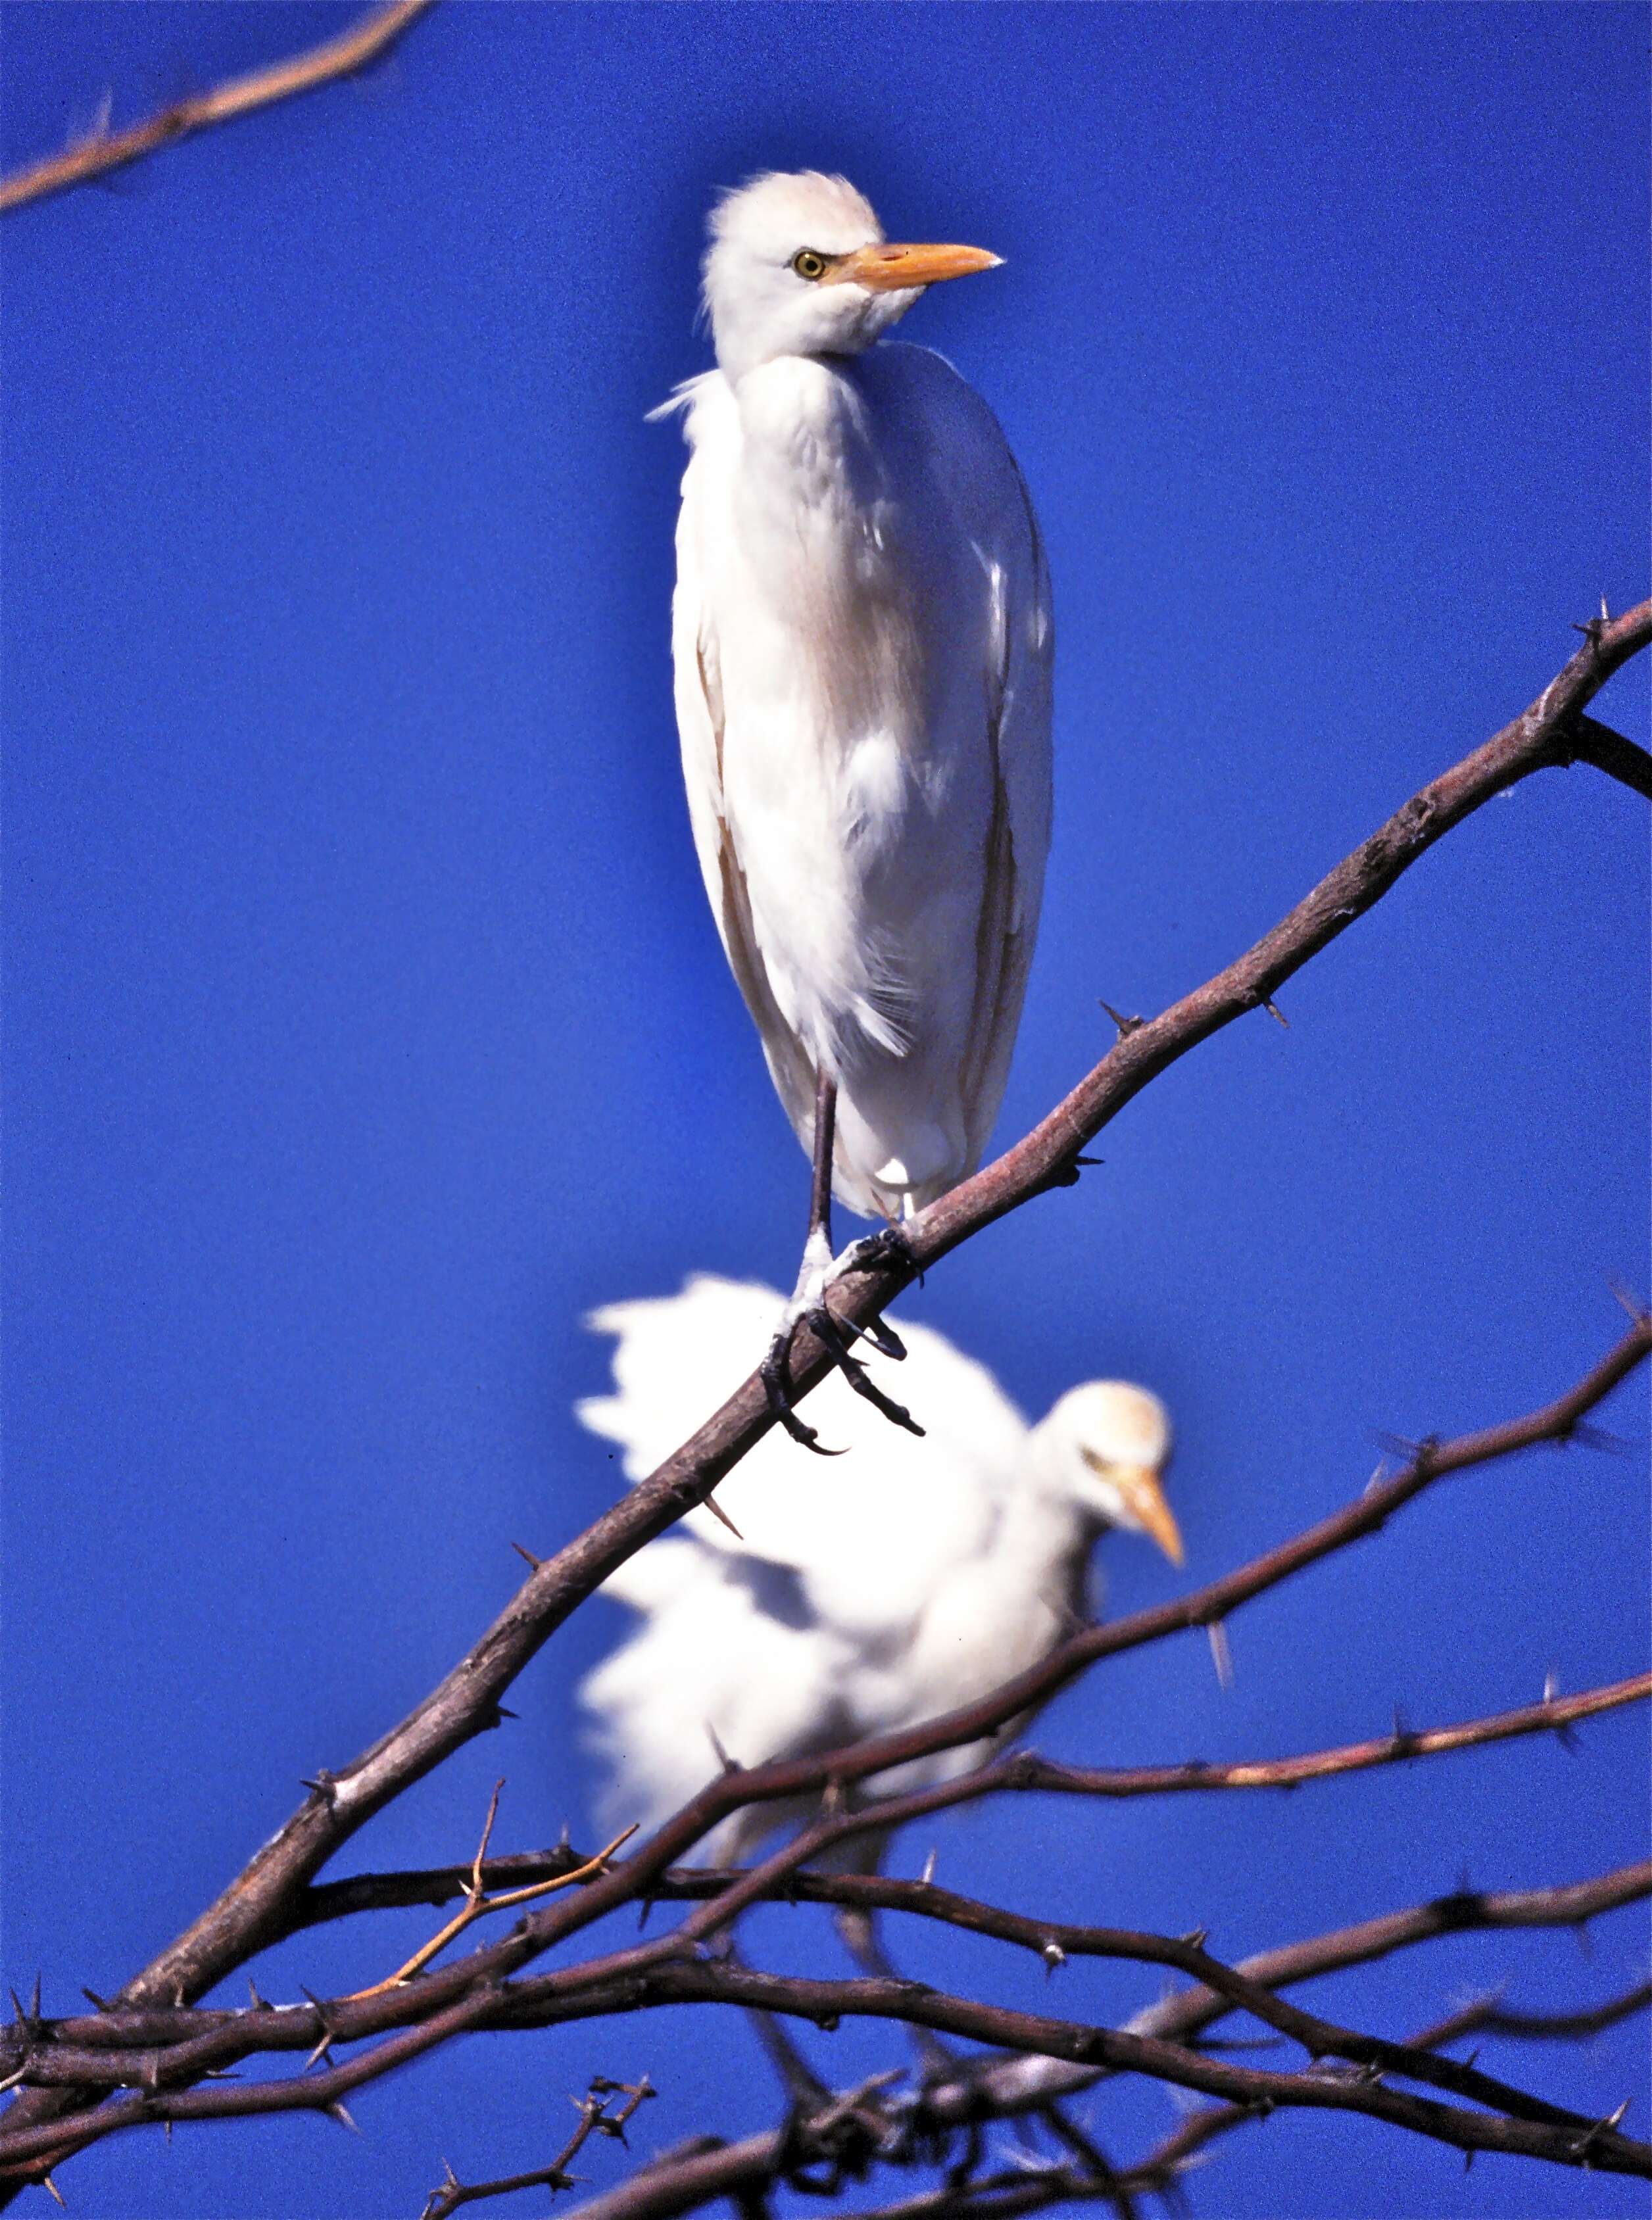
[833,241,1002,291]
[1105,1464,1184,1568]
[1079,1446,1182,1564]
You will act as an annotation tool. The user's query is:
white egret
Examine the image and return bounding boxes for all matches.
[579,1276,1179,2004]
[658,173,1053,1443]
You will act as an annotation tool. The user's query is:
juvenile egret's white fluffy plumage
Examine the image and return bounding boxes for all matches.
[579,1277,1179,1863]
[662,172,1052,1222]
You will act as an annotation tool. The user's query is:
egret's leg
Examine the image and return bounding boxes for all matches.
[834,1902,959,2086]
[760,1071,842,1453]
[744,2001,833,2110]
[761,1074,923,1448]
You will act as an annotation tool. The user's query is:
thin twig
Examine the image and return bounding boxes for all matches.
[422,2078,655,2220]
[0,0,435,215]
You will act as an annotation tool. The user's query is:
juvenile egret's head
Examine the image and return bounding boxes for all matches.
[702,170,1002,384]
[1042,1382,1181,1563]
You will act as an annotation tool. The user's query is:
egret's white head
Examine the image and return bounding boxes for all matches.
[702,170,1002,385]
[1038,1382,1181,1564]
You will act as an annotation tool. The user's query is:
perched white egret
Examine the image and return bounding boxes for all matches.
[658,172,1053,1441]
[579,1276,1179,1989]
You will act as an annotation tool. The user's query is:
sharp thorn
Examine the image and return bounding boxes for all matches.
[1098,1000,1144,1038]
[80,1989,110,2013]
[920,1848,937,1887]
[1263,997,1288,1028]
[327,2101,360,2133]
[42,2175,66,2210]
[510,1541,543,1570]
[701,1490,744,1539]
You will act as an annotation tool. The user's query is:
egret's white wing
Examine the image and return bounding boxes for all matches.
[578,1274,1029,1634]
[872,347,1053,1171]
[958,467,1052,1169]
[581,1539,859,1848]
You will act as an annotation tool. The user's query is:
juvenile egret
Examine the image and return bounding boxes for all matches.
[658,173,1053,1442]
[579,1277,1179,1992]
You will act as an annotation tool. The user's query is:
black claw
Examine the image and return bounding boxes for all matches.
[856,1313,907,1361]
[806,1307,925,1437]
[760,1345,844,1457]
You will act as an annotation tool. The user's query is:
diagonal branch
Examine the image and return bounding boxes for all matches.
[3,609,1647,2189]
[243,1669,1646,1945]
[0,0,436,216]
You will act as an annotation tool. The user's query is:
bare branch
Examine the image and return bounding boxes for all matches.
[257,1670,1647,1944]
[0,0,436,216]
[1412,1980,1652,2054]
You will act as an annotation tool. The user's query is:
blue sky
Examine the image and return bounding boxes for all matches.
[3,5,1647,2215]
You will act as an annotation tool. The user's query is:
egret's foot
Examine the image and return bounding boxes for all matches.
[835,1221,922,1287]
[803,1304,924,1437]
[762,1226,920,1449]
[762,1229,848,1455]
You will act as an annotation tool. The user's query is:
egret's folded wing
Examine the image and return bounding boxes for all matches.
[958,458,1054,1170]
[579,1275,1031,1633]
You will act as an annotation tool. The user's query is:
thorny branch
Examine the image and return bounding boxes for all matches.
[3,610,1649,2203]
[420,2077,654,2220]
[257,1666,1652,1950]
[0,0,435,215]
[555,1864,1652,2220]
[0,1324,1647,2186]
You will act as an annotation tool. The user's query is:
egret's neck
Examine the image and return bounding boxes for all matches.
[727,352,872,468]
[994,1424,1101,1622]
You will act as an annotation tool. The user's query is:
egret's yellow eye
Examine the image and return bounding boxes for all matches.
[791,249,828,281]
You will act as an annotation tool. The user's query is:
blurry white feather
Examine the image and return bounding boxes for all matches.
[578,1276,1180,1861]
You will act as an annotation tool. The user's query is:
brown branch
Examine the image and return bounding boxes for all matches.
[7,1853,1648,2176]
[421,2078,654,2220]
[5,1957,1645,2182]
[1412,1980,1652,2054]
[509,1962,1652,2176]
[1565,712,1652,798]
[0,0,435,216]
[4,610,1647,2186]
[550,1860,1652,2220]
[268,1671,1650,1944]
[851,1977,1652,2220]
